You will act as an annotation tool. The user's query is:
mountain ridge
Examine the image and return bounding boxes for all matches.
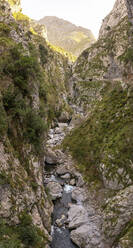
[39,16,96,57]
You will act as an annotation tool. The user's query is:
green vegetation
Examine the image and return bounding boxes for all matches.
[63,83,133,185]
[2,86,48,151]
[48,42,77,62]
[118,47,133,64]
[0,41,47,152]
[0,171,9,185]
[25,109,48,150]
[39,44,48,65]
[0,212,48,248]
[128,226,133,245]
[3,45,40,94]
[0,22,10,35]
[13,12,29,23]
[0,102,8,140]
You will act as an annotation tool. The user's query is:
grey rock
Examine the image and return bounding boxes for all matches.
[70,179,76,186]
[71,223,104,248]
[72,187,88,203]
[46,181,63,200]
[103,185,133,245]
[61,173,71,179]
[68,204,88,229]
[45,149,58,165]
[56,165,69,175]
[55,127,62,134]
[76,174,85,187]
[99,0,127,38]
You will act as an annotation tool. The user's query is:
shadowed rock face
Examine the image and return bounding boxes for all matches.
[125,0,133,22]
[39,16,96,57]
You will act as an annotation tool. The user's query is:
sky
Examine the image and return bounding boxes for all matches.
[21,0,116,38]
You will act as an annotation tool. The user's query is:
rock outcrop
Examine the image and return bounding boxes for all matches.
[0,0,72,247]
[99,0,127,38]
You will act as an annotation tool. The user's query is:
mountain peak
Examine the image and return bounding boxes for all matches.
[39,16,96,57]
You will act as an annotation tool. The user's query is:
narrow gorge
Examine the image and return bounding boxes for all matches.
[0,0,133,248]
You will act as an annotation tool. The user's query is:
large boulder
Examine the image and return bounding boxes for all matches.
[68,204,88,229]
[46,181,63,200]
[71,187,88,203]
[45,149,59,165]
[71,222,104,248]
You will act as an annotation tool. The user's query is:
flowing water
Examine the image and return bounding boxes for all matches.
[50,187,78,248]
[44,166,78,248]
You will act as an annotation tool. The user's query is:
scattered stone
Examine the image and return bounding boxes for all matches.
[70,179,76,186]
[61,173,71,179]
[56,214,67,227]
[46,181,63,200]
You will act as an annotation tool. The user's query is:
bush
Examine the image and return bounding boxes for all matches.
[0,219,21,248]
[0,23,10,35]
[39,44,48,65]
[0,213,47,248]
[3,86,26,117]
[25,109,48,150]
[4,46,40,94]
[0,102,8,139]
[118,47,133,64]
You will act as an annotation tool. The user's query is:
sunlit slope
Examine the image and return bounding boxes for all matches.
[39,16,96,57]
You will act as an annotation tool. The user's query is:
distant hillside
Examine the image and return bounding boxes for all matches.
[39,16,96,57]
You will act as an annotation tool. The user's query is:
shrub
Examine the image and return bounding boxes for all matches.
[25,109,48,150]
[4,46,40,87]
[0,219,21,248]
[14,76,28,93]
[3,86,25,117]
[0,213,47,248]
[0,23,10,35]
[118,47,133,64]
[17,212,46,247]
[39,44,48,65]
[0,102,8,139]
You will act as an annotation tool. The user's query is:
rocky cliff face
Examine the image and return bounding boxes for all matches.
[63,0,133,247]
[0,0,72,247]
[99,0,127,37]
[39,16,96,58]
